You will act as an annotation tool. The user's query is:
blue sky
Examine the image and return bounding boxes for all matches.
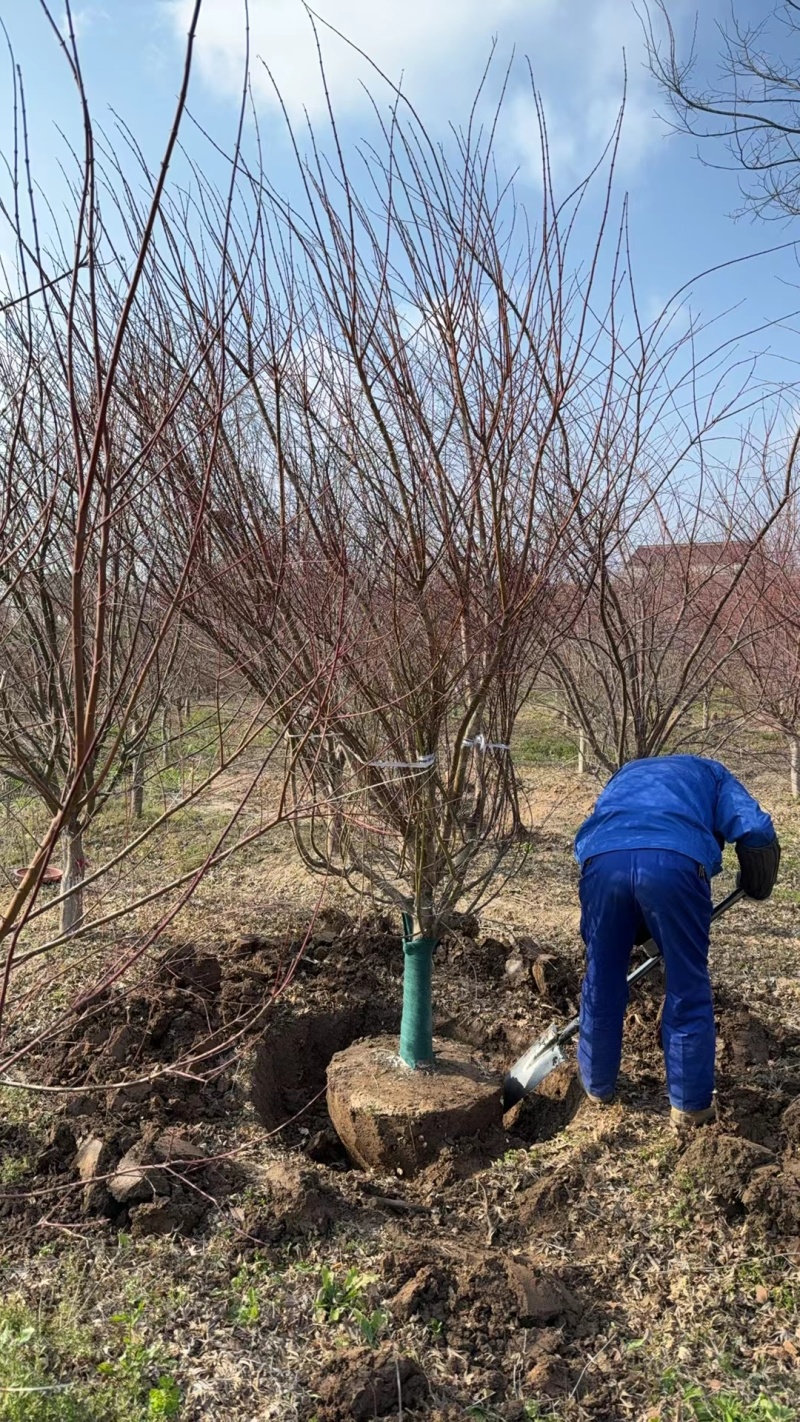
[3,0,800,408]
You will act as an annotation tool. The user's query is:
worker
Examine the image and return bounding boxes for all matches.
[574,755,780,1129]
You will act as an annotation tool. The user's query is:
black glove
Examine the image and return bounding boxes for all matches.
[736,837,781,901]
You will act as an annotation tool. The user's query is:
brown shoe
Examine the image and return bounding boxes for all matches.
[670,1103,717,1131]
[584,1088,615,1106]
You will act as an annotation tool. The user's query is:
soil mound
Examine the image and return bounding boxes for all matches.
[679,1130,775,1210]
[9,903,798,1264]
[308,1349,428,1421]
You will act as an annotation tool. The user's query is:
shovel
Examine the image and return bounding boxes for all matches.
[502,886,744,1110]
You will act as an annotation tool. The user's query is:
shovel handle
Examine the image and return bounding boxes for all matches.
[554,885,745,1051]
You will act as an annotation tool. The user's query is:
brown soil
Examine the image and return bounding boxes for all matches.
[3,899,800,1419]
[312,1349,429,1420]
[326,1035,501,1174]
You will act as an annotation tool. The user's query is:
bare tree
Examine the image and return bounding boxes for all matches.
[148,51,792,1064]
[547,431,798,773]
[164,75,619,947]
[0,1,299,1025]
[0,1,226,938]
[727,512,800,796]
[643,0,800,219]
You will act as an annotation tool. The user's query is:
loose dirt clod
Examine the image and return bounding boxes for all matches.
[151,1128,206,1163]
[518,1162,589,1226]
[389,1265,451,1323]
[245,1159,341,1240]
[74,1135,109,1183]
[741,1162,800,1234]
[505,1259,581,1324]
[310,1349,428,1421]
[718,998,783,1068]
[158,945,223,997]
[108,1140,169,1204]
[526,1352,576,1398]
[129,1191,206,1238]
[35,1122,76,1172]
[679,1130,775,1209]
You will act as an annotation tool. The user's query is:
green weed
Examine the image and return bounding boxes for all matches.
[0,1155,30,1186]
[515,731,576,765]
[680,1386,793,1421]
[314,1266,387,1346]
[234,1286,260,1327]
[733,1260,797,1312]
[667,1172,703,1225]
[98,1304,181,1419]
[661,1372,794,1422]
[144,1378,181,1420]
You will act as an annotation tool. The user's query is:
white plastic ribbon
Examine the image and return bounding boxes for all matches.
[369,753,436,770]
[463,735,510,753]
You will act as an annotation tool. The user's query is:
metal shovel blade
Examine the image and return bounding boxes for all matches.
[502,1024,565,1110]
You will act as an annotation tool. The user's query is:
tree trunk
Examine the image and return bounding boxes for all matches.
[791,734,799,800]
[131,740,145,818]
[176,698,186,791]
[577,728,586,776]
[160,704,171,768]
[61,819,85,935]
[701,691,710,731]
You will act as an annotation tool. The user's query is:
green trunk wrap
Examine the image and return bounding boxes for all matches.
[399,917,436,1068]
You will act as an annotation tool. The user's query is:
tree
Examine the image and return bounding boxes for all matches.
[0,2,324,1072]
[726,513,800,796]
[643,0,800,219]
[150,56,789,1067]
[0,1,232,938]
[546,448,796,772]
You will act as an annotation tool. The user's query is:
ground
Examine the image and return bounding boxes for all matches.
[0,713,799,1422]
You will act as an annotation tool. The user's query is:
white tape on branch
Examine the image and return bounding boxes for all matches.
[369,753,436,771]
[464,735,510,753]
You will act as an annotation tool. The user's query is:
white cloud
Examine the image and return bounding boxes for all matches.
[165,0,672,185]
[61,4,107,41]
[505,0,661,187]
[166,0,555,118]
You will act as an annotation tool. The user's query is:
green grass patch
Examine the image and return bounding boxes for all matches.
[0,1299,181,1422]
[660,1368,794,1422]
[515,731,577,764]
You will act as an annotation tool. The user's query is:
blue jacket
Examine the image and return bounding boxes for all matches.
[574,755,775,877]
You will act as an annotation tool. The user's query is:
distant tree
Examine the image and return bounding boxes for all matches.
[546,438,798,772]
[726,513,800,796]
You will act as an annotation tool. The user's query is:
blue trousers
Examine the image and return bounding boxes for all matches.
[577,848,714,1112]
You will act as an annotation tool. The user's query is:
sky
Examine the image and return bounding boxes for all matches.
[3,0,800,416]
